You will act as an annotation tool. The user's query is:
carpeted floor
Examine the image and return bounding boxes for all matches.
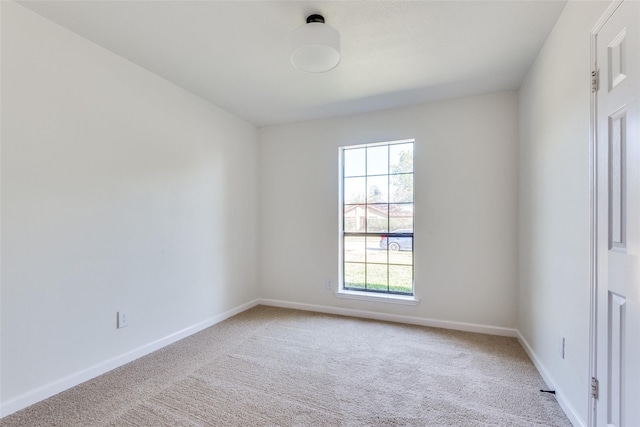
[1,306,571,426]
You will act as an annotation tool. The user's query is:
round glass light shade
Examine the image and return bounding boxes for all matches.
[291,22,340,73]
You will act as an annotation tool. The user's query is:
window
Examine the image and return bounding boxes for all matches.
[340,140,414,296]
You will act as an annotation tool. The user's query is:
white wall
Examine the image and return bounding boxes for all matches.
[518,1,609,425]
[259,92,519,329]
[1,0,610,422]
[1,1,259,413]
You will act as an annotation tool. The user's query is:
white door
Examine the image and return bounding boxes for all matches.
[595,1,640,426]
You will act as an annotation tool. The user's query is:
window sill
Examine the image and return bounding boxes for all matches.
[335,290,420,306]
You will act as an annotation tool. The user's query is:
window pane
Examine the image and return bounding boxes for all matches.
[390,143,413,173]
[389,236,413,265]
[344,236,365,262]
[344,148,366,177]
[344,177,366,204]
[366,204,388,232]
[341,140,414,296]
[367,175,388,203]
[344,263,365,289]
[389,204,413,231]
[366,236,387,263]
[366,263,388,291]
[344,204,365,232]
[389,174,413,203]
[367,145,388,176]
[389,265,413,294]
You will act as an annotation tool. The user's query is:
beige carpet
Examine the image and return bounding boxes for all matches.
[1,306,571,426]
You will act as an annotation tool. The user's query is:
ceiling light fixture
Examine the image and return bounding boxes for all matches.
[291,14,340,73]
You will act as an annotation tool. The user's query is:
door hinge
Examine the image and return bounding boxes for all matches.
[591,69,599,93]
[591,377,599,399]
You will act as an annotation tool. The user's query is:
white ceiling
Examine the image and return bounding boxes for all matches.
[18,1,567,127]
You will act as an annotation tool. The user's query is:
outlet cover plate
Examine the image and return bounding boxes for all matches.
[117,310,129,329]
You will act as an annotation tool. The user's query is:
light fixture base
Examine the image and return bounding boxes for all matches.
[306,14,325,24]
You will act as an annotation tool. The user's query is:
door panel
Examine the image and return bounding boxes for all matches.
[596,1,640,426]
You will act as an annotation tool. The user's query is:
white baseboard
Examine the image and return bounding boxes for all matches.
[1,297,582,427]
[258,298,518,337]
[517,332,585,427]
[0,298,260,418]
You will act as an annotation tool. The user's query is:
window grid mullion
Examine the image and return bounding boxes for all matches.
[386,143,390,292]
[342,141,413,295]
[364,146,368,290]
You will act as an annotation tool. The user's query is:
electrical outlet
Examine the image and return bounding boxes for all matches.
[325,278,333,290]
[558,337,565,359]
[117,310,129,329]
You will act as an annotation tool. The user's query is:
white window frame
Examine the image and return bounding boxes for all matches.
[337,139,419,305]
